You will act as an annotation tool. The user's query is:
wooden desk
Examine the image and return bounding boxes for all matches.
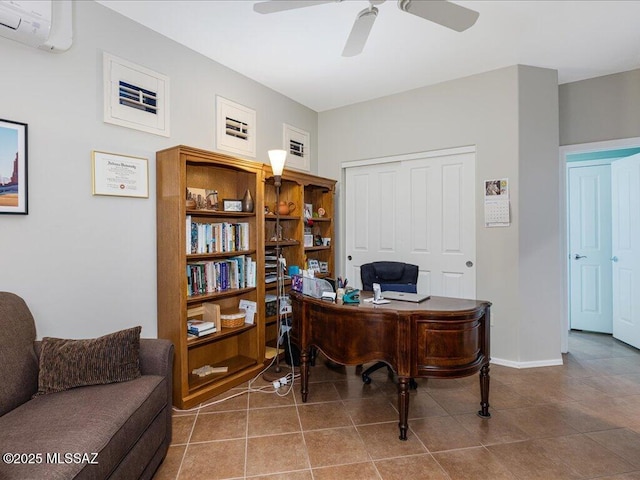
[289,290,491,440]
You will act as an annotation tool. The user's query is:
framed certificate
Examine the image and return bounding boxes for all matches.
[92,151,149,198]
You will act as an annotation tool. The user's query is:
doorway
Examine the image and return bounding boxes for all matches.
[562,138,640,351]
[567,161,612,333]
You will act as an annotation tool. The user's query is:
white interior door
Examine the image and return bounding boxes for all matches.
[568,164,613,333]
[611,153,640,348]
[344,148,476,299]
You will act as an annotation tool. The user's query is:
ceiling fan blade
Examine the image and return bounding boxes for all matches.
[342,6,378,57]
[398,0,479,32]
[254,1,336,14]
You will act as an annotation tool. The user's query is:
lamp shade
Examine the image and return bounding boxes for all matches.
[268,149,287,177]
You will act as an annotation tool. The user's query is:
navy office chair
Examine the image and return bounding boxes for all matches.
[359,261,419,387]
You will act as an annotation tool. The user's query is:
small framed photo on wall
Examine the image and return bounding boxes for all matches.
[0,118,28,214]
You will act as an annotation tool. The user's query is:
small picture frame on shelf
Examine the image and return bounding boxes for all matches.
[308,259,320,272]
[319,261,329,273]
[187,187,218,210]
[223,199,242,212]
[304,234,314,247]
[304,203,313,220]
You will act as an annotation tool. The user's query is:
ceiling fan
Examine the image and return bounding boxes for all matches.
[253,0,480,57]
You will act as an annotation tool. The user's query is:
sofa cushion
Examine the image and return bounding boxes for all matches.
[0,374,167,480]
[0,292,39,416]
[35,326,142,397]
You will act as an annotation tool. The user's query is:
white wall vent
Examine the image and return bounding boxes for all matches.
[103,52,170,137]
[216,96,256,158]
[289,139,304,158]
[118,81,158,115]
[283,124,310,171]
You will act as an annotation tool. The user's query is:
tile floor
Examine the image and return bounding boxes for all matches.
[153,331,640,480]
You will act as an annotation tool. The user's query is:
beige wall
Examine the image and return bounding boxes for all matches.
[3,0,631,364]
[0,1,317,339]
[560,68,640,146]
[319,65,562,365]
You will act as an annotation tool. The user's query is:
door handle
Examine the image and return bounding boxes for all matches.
[611,256,619,262]
[573,254,587,260]
[466,261,473,268]
[347,255,352,261]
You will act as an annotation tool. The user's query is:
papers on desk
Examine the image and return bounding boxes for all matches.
[363,298,391,304]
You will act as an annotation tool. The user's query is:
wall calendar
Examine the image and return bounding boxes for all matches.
[484,178,510,227]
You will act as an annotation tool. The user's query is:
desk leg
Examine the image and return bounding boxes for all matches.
[397,377,410,441]
[300,348,309,403]
[477,363,491,418]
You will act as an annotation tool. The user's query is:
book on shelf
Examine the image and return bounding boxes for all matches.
[187,318,217,337]
[188,327,216,337]
[187,319,215,332]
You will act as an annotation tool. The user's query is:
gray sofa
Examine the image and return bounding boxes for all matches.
[0,292,174,480]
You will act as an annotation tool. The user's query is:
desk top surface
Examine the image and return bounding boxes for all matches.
[290,290,490,314]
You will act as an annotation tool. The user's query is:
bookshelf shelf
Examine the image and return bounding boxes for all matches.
[187,249,256,261]
[265,240,299,248]
[186,286,257,305]
[304,246,331,252]
[186,323,256,348]
[188,355,258,392]
[187,210,255,218]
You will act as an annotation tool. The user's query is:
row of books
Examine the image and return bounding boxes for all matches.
[186,217,250,254]
[187,255,256,296]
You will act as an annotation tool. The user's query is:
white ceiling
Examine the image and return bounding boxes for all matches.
[97,0,640,112]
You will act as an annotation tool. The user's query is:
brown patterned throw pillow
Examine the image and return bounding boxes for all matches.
[34,326,141,397]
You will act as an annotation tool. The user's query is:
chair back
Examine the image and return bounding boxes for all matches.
[360,262,418,292]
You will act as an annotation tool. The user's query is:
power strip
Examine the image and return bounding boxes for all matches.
[272,376,289,389]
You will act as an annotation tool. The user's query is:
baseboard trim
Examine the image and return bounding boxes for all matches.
[490,357,564,369]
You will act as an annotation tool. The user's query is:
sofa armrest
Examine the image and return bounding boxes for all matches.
[140,338,174,443]
[139,338,174,377]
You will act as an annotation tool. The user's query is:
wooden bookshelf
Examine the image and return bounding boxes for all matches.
[262,166,336,346]
[156,145,336,408]
[156,145,265,409]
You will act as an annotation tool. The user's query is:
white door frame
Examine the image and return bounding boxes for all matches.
[560,136,640,353]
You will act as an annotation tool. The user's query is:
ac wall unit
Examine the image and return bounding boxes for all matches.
[0,0,72,53]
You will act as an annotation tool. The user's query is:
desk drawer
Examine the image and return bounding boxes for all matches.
[413,316,485,377]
